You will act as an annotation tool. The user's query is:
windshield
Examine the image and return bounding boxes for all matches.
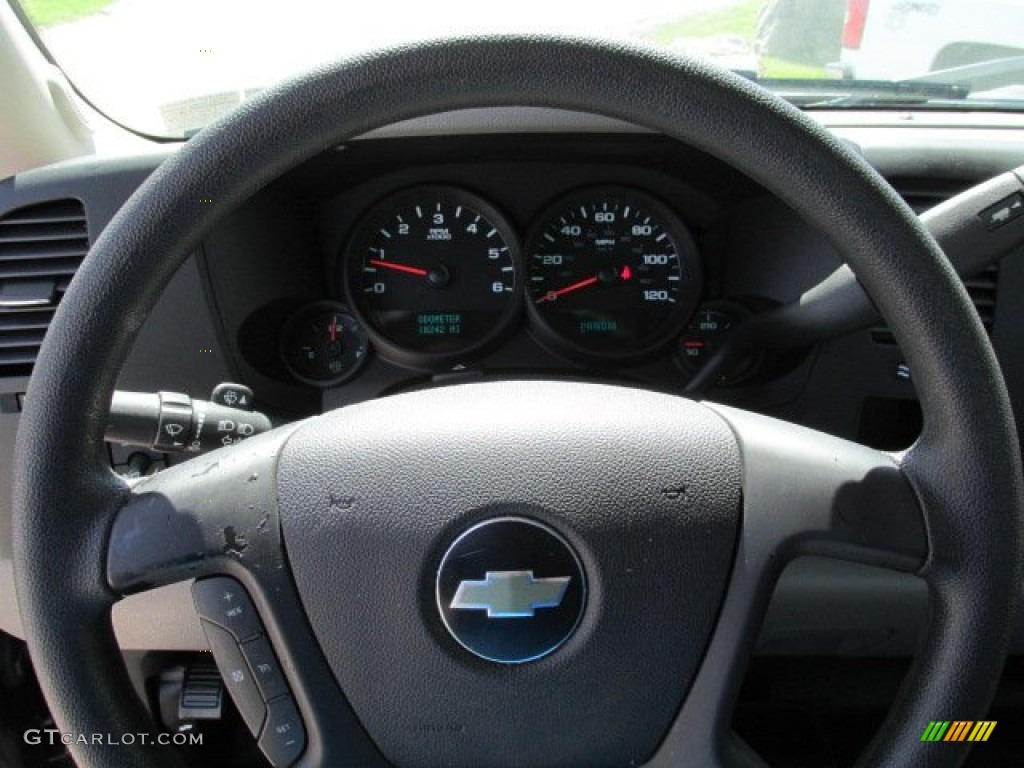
[15,0,1024,139]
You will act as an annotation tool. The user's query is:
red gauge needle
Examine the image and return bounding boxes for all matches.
[369,259,428,277]
[329,316,338,343]
[536,275,599,303]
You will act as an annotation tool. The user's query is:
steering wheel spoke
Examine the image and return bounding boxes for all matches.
[712,404,928,573]
[105,427,297,594]
[106,423,389,767]
[647,405,929,767]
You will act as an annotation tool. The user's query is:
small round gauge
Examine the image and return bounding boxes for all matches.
[677,302,761,384]
[525,187,701,363]
[344,186,520,368]
[281,302,368,387]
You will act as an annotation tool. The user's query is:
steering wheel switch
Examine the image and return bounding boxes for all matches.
[193,577,306,767]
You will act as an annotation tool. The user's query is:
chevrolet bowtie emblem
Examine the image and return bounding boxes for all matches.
[450,570,571,618]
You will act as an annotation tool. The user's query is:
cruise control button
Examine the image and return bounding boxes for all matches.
[259,696,306,767]
[200,620,266,735]
[193,577,261,641]
[241,635,288,702]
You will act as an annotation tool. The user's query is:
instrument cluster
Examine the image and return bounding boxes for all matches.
[281,183,708,384]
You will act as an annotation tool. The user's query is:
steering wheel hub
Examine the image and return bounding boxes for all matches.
[276,382,742,767]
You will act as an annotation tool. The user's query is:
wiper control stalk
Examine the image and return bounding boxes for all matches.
[106,383,271,455]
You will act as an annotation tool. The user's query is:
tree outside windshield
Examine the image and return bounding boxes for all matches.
[15,0,1024,138]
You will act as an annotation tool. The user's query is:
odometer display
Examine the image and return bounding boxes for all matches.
[344,186,520,367]
[526,188,701,362]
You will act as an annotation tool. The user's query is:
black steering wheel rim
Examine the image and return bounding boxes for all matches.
[13,36,1023,768]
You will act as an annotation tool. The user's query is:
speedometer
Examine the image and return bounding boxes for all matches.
[343,186,520,368]
[525,188,701,362]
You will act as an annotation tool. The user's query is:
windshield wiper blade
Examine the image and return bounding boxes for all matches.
[771,79,971,108]
[754,59,1024,109]
[903,56,1024,95]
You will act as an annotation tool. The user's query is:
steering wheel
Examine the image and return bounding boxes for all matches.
[13,37,1023,768]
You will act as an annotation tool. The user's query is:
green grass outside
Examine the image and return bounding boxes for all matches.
[760,56,827,79]
[646,0,828,79]
[647,0,762,46]
[19,0,117,27]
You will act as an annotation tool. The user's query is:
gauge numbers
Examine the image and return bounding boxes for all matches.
[344,186,520,368]
[526,188,701,362]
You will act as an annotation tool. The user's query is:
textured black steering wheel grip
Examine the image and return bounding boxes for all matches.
[13,36,1023,768]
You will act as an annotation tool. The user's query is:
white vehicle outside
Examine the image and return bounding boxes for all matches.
[837,0,1024,79]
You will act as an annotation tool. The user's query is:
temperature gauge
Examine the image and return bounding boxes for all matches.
[281,302,369,387]
[677,302,760,384]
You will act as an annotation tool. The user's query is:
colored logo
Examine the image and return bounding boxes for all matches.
[450,570,571,618]
[436,517,586,664]
[921,721,996,742]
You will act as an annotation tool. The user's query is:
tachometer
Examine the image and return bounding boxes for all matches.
[344,186,520,368]
[525,188,701,362]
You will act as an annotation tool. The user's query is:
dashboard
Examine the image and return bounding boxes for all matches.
[212,131,842,425]
[3,108,1024,656]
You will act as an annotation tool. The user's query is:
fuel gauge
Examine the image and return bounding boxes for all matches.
[281,302,369,386]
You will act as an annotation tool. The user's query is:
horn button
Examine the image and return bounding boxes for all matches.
[278,382,741,768]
